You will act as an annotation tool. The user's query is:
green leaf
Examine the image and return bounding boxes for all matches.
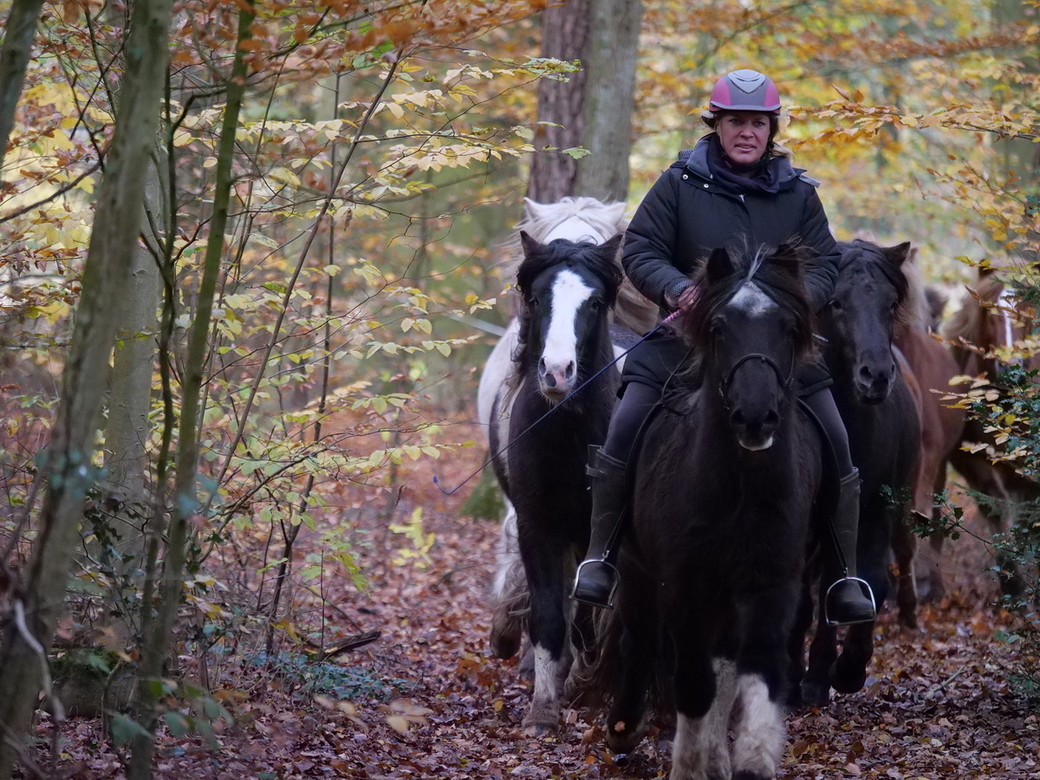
[110,713,151,746]
[164,711,191,737]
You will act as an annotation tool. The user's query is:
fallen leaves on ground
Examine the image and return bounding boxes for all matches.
[20,434,1040,779]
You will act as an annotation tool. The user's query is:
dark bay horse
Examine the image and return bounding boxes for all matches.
[943,267,1040,596]
[484,228,625,734]
[598,245,820,780]
[800,239,920,707]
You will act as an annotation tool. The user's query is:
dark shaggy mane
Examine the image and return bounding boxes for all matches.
[681,242,816,359]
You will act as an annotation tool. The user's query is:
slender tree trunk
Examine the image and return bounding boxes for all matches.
[0,0,46,177]
[127,2,254,777]
[0,1,174,776]
[527,0,588,201]
[993,0,1039,261]
[98,159,163,646]
[576,0,643,202]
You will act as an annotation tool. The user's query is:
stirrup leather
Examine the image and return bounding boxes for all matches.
[571,558,620,608]
[823,575,877,627]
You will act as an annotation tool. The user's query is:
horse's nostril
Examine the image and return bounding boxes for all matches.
[731,409,746,427]
[538,357,547,377]
[565,362,575,380]
[764,410,779,428]
[858,365,873,381]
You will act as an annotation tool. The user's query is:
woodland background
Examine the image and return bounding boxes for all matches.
[0,0,1038,778]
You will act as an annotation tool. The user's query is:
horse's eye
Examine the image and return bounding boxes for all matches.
[828,299,843,312]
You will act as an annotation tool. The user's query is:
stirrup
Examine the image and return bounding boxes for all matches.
[571,559,620,609]
[823,576,877,627]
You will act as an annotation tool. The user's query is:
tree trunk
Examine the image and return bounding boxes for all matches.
[0,0,174,776]
[0,0,46,177]
[526,0,588,202]
[128,2,254,776]
[576,0,643,202]
[98,158,163,646]
[992,0,1039,261]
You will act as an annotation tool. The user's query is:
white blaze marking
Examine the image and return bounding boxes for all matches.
[542,269,594,383]
[729,281,776,316]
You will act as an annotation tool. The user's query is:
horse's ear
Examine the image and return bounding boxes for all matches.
[705,247,734,283]
[519,230,541,257]
[883,241,912,266]
[604,202,627,226]
[600,233,623,257]
[523,198,550,222]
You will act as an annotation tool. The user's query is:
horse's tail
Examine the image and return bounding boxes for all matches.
[578,594,673,716]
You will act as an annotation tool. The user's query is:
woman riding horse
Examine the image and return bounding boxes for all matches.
[571,68,876,626]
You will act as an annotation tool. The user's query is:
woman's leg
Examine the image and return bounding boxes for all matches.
[572,382,660,608]
[802,386,876,625]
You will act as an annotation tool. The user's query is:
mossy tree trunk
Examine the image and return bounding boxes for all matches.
[0,1,174,777]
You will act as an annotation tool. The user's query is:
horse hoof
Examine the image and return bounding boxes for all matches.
[898,610,919,630]
[489,609,524,659]
[606,718,645,755]
[829,666,867,695]
[800,679,830,708]
[522,702,559,736]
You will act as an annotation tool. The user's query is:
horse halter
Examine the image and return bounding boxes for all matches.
[718,351,795,404]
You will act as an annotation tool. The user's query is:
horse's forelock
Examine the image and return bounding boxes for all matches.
[682,244,814,354]
[840,240,913,324]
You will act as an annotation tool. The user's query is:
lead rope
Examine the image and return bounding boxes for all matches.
[433,308,684,496]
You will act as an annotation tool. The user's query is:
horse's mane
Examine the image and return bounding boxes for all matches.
[943,269,1004,346]
[838,239,916,329]
[681,242,815,358]
[502,197,658,334]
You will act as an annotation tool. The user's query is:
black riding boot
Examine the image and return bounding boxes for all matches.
[571,445,629,609]
[824,469,877,626]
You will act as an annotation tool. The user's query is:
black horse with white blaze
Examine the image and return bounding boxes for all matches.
[488,231,624,733]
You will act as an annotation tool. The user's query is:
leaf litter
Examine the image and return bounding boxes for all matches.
[19,438,1040,779]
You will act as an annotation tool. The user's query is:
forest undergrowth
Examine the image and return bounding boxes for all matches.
[16,419,1040,780]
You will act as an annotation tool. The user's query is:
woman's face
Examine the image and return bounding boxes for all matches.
[716,111,772,166]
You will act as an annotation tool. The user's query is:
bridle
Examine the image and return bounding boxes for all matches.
[718,350,795,406]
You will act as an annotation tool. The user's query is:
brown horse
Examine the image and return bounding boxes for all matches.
[892,277,966,614]
[941,266,1040,597]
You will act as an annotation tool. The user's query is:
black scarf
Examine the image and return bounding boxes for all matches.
[706,134,784,195]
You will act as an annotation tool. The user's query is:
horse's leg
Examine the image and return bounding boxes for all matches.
[920,463,949,603]
[490,503,528,660]
[786,561,817,709]
[703,658,736,780]
[517,525,569,734]
[802,572,837,707]
[830,490,893,693]
[604,581,654,755]
[563,598,597,704]
[949,448,1030,598]
[731,587,793,780]
[665,601,720,780]
[890,509,919,629]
